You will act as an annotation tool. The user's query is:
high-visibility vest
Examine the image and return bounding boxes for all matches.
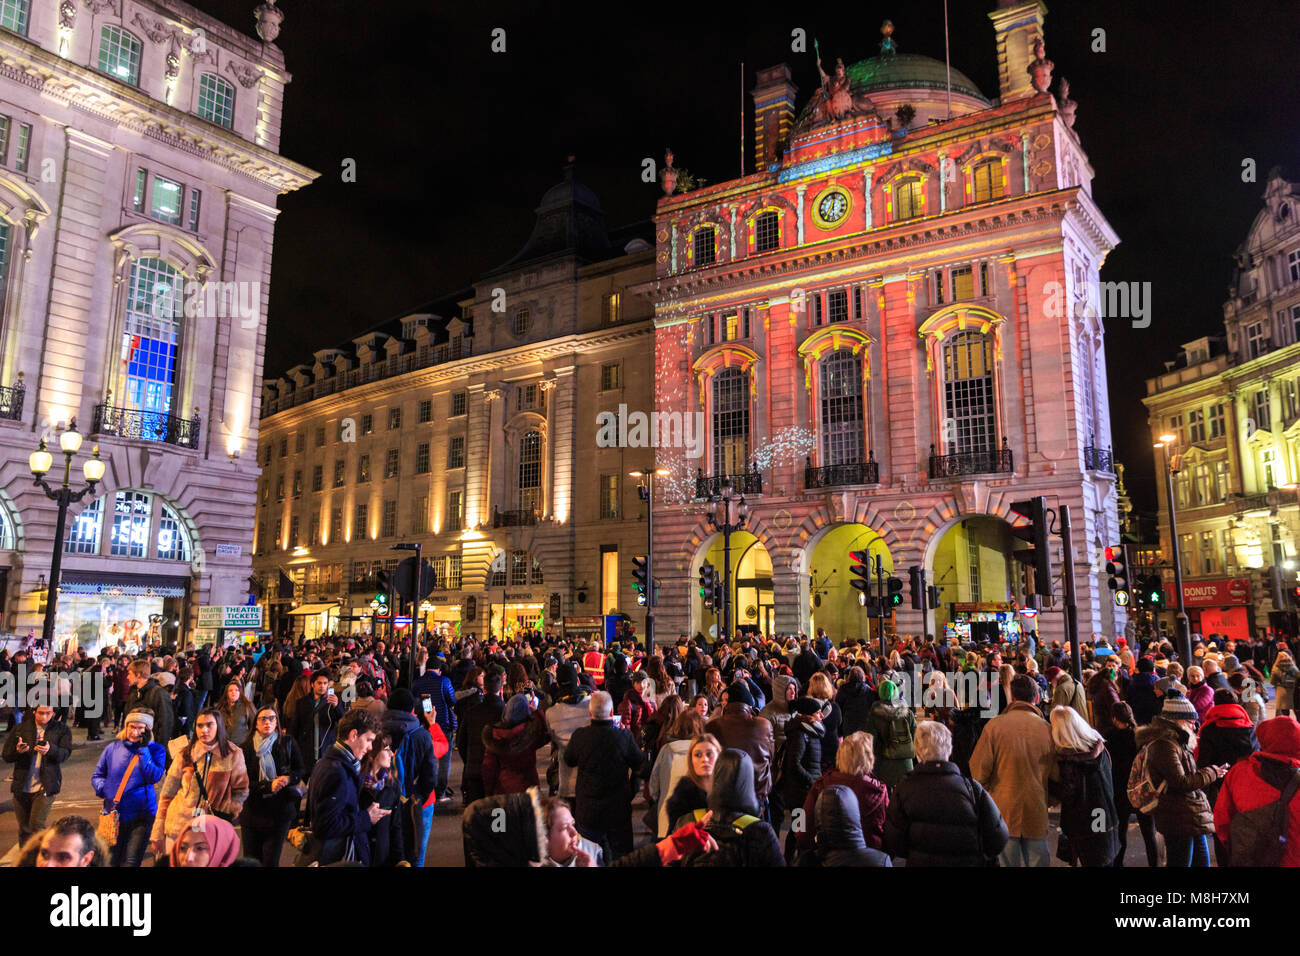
[583,650,606,686]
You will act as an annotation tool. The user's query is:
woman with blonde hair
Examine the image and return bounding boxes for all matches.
[807,671,843,772]
[647,710,708,837]
[663,732,721,832]
[1048,705,1119,867]
[1271,652,1298,719]
[797,731,889,854]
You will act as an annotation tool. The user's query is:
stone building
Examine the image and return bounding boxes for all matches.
[1142,168,1300,641]
[0,0,315,654]
[254,165,657,643]
[641,6,1123,647]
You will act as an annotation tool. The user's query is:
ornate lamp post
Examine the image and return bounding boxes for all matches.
[30,420,105,651]
[1154,433,1192,664]
[705,478,748,642]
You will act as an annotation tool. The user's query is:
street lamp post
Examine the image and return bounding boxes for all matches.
[29,421,106,652]
[631,468,667,647]
[705,479,748,643]
[1155,434,1193,664]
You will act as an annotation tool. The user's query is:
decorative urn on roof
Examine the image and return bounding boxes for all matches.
[661,150,678,196]
[1027,36,1054,93]
[255,0,283,43]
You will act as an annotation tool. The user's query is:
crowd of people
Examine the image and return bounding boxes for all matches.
[2,623,1299,868]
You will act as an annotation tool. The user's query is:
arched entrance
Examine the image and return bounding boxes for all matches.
[927,515,1034,644]
[696,532,773,639]
[807,523,895,645]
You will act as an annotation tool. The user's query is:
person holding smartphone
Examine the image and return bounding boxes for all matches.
[3,703,73,846]
[92,708,167,866]
[291,671,344,775]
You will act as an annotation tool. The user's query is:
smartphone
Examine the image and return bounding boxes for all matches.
[421,697,433,714]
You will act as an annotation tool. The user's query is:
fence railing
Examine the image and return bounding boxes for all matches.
[92,403,201,450]
[928,439,1013,479]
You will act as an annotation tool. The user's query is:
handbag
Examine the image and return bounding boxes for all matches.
[97,754,140,846]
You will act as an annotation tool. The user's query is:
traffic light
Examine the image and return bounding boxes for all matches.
[632,555,648,601]
[927,585,942,609]
[909,566,924,610]
[1143,574,1164,607]
[377,568,393,593]
[713,581,725,612]
[1010,497,1051,597]
[700,563,716,611]
[1105,545,1129,605]
[886,577,904,607]
[849,550,871,594]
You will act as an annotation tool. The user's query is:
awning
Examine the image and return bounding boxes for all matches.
[286,603,339,616]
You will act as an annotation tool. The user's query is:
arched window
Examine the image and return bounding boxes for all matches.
[754,211,779,253]
[894,176,924,221]
[693,226,716,267]
[971,159,1005,203]
[942,330,997,453]
[157,502,191,561]
[196,73,235,129]
[711,367,750,475]
[0,0,29,36]
[65,497,104,555]
[64,491,192,562]
[819,349,864,465]
[109,491,151,557]
[0,502,13,549]
[518,431,542,512]
[98,26,142,85]
[121,257,182,427]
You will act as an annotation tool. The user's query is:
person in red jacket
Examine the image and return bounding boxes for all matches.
[482,693,549,796]
[618,672,656,750]
[1214,715,1300,866]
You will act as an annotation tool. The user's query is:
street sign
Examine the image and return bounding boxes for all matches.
[1114,589,1130,607]
[215,544,242,558]
[393,616,412,625]
[197,606,263,629]
[394,557,436,603]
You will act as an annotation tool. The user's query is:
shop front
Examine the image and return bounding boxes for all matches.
[418,598,461,639]
[54,571,190,657]
[1167,578,1253,642]
[945,601,1024,645]
[489,590,546,641]
[285,602,339,640]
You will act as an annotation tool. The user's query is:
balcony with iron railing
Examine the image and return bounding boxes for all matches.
[695,465,763,499]
[493,507,539,528]
[92,402,202,450]
[1083,442,1114,473]
[928,438,1013,479]
[804,453,880,489]
[0,375,24,422]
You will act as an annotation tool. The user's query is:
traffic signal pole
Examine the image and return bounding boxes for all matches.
[1059,505,1082,682]
[875,553,886,656]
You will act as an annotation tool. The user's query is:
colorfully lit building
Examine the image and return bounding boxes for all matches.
[0,0,316,654]
[1142,167,1300,641]
[253,165,658,642]
[640,6,1123,647]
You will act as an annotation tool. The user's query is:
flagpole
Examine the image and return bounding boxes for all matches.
[943,0,953,119]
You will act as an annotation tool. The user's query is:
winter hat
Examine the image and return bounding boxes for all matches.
[724,681,755,708]
[124,707,154,730]
[1044,666,1062,683]
[1161,695,1199,722]
[878,679,898,702]
[556,662,578,692]
[1222,655,1241,673]
[1155,676,1186,696]
[389,688,416,713]
[792,697,822,717]
[503,693,532,727]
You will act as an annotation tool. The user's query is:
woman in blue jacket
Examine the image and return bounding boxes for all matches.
[92,707,167,867]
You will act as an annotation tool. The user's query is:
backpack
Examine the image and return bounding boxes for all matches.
[883,711,914,761]
[391,727,419,801]
[1126,742,1166,814]
[1228,770,1300,866]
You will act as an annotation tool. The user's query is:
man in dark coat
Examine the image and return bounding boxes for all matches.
[792,642,824,689]
[300,709,387,866]
[383,688,437,865]
[1126,657,1160,726]
[194,645,214,711]
[1,705,73,845]
[457,667,505,805]
[238,705,307,867]
[837,667,877,736]
[563,690,645,858]
[123,660,174,748]
[292,671,345,773]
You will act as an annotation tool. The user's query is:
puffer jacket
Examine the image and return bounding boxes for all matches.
[1086,672,1121,731]
[798,769,889,851]
[1214,716,1300,866]
[482,712,549,796]
[92,738,167,824]
[797,784,892,867]
[705,704,775,802]
[783,715,825,808]
[884,760,1008,866]
[759,674,797,752]
[1137,717,1216,837]
[1186,682,1214,723]
[1195,703,1258,809]
[1050,738,1119,866]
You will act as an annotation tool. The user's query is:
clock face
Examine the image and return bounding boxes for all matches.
[816,189,849,226]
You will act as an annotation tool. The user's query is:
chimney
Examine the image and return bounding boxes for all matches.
[752,64,797,171]
[988,0,1047,102]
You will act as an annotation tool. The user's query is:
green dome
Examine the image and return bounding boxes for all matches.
[845,53,988,103]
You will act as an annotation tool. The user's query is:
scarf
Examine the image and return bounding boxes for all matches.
[331,740,361,774]
[253,730,278,783]
[169,814,240,867]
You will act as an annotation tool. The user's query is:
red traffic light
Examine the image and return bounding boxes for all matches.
[1104,546,1116,562]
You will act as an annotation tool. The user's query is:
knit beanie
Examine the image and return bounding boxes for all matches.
[725,681,755,708]
[503,693,532,727]
[792,697,822,716]
[124,707,154,730]
[878,679,898,702]
[1161,695,1198,722]
[389,688,416,713]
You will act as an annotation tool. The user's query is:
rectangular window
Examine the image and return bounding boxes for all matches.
[601,548,619,615]
[188,189,201,233]
[447,436,465,469]
[196,73,235,129]
[447,554,463,590]
[979,262,990,297]
[275,476,284,501]
[603,292,621,324]
[599,474,618,519]
[1246,321,1268,359]
[1254,390,1272,432]
[827,289,848,324]
[150,176,183,226]
[109,491,151,558]
[357,454,370,483]
[755,211,779,252]
[951,266,975,301]
[416,442,430,474]
[1180,534,1194,576]
[510,551,528,586]
[0,115,11,166]
[895,178,923,220]
[256,521,265,554]
[418,399,432,423]
[1201,531,1216,575]
[693,228,715,267]
[1292,305,1300,344]
[601,362,621,391]
[1215,460,1230,501]
[724,312,739,340]
[1188,409,1205,444]
[311,465,323,492]
[1194,463,1211,506]
[971,160,1005,203]
[967,536,981,603]
[1289,249,1300,283]
[279,437,287,458]
[309,512,321,546]
[411,496,428,534]
[361,413,373,434]
[260,481,269,505]
[853,286,863,319]
[388,407,401,430]
[1209,404,1225,439]
[447,490,463,531]
[934,270,945,305]
[288,516,299,547]
[0,0,31,36]
[315,427,326,447]
[813,293,823,326]
[261,445,271,467]
[330,507,343,543]
[1286,378,1300,421]
[743,307,752,338]
[381,500,397,537]
[451,392,467,417]
[354,503,368,539]
[333,459,346,487]
[703,313,714,345]
[133,168,147,212]
[385,448,399,479]
[295,431,305,453]
[292,470,303,497]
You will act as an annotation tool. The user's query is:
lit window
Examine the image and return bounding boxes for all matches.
[693,228,715,267]
[600,363,620,391]
[196,73,235,129]
[894,177,924,221]
[64,497,104,555]
[951,266,975,301]
[447,436,465,469]
[133,169,147,212]
[711,368,749,476]
[121,258,181,429]
[511,551,528,586]
[602,292,621,325]
[942,330,996,454]
[826,289,848,324]
[755,211,779,253]
[724,312,739,340]
[600,474,618,519]
[109,491,151,558]
[971,160,1004,203]
[0,505,12,550]
[381,500,397,537]
[333,460,346,487]
[98,26,142,85]
[156,502,191,561]
[357,454,370,483]
[385,448,399,479]
[150,176,183,226]
[519,431,541,512]
[418,400,432,423]
[0,0,31,36]
[447,490,463,531]
[820,350,865,466]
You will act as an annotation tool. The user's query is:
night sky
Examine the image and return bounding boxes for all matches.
[194,0,1300,514]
